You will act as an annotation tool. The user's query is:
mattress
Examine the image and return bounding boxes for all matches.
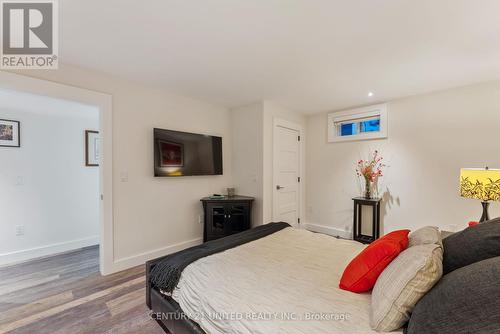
[171,227,403,334]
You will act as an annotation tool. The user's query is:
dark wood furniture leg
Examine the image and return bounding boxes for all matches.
[352,197,382,244]
[353,200,358,240]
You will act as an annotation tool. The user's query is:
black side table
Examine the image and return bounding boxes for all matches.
[353,197,381,244]
[201,196,254,242]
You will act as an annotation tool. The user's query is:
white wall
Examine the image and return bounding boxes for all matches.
[0,90,100,265]
[306,81,500,237]
[231,102,264,226]
[231,101,306,226]
[10,64,233,271]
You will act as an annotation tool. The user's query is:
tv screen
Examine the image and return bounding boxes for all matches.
[154,128,223,177]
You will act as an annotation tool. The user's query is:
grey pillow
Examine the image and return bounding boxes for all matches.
[442,217,500,274]
[409,226,442,247]
[406,256,500,334]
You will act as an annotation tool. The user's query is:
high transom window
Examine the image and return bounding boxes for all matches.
[328,104,387,142]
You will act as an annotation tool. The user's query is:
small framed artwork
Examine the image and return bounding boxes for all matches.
[0,119,20,147]
[158,140,184,167]
[85,130,100,167]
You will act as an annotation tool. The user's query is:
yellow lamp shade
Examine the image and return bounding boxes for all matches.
[460,168,500,202]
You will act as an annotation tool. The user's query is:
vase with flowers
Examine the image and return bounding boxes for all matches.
[356,150,386,199]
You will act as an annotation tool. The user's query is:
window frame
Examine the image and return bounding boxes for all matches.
[327,103,388,143]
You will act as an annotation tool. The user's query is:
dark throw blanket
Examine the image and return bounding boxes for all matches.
[149,222,290,294]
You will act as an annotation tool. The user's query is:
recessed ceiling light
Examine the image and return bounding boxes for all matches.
[368,92,374,97]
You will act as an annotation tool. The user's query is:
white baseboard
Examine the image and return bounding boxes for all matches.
[305,223,352,239]
[111,237,203,273]
[0,236,100,267]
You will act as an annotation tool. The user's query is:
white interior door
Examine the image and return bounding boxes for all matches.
[273,124,300,227]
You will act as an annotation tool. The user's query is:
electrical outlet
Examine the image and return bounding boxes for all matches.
[198,215,203,224]
[120,171,129,182]
[15,225,25,236]
[15,176,24,186]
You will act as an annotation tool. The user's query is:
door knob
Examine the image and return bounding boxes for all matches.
[276,185,284,190]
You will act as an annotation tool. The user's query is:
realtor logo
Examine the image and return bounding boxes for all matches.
[1,0,58,69]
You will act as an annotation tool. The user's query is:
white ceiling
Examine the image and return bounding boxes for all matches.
[60,0,500,114]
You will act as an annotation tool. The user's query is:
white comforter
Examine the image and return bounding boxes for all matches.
[172,227,402,334]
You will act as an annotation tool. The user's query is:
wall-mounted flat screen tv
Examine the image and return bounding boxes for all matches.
[154,128,223,177]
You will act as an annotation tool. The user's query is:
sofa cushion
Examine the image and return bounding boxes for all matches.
[442,217,500,274]
[406,256,500,334]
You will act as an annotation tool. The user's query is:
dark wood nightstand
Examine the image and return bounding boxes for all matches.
[353,197,381,244]
[201,196,254,242]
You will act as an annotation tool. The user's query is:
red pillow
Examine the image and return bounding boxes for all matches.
[339,229,410,293]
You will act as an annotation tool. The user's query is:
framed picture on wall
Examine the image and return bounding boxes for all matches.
[85,130,100,166]
[0,119,20,147]
[158,140,184,167]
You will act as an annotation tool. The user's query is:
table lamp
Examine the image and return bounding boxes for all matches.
[460,167,500,222]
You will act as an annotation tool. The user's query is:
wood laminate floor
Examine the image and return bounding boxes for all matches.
[0,246,164,334]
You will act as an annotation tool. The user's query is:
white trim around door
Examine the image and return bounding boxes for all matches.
[272,118,304,228]
[0,71,114,275]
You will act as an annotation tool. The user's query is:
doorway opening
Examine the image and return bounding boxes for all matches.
[0,71,113,275]
[0,88,101,268]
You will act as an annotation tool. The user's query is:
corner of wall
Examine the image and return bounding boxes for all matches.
[230,102,265,226]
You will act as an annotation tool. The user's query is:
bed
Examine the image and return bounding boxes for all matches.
[146,224,404,334]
